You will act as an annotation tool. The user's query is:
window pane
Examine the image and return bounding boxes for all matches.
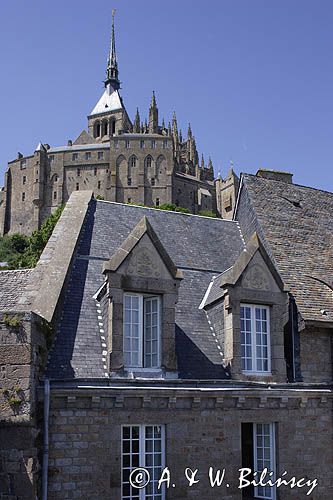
[123,295,142,368]
[144,297,160,368]
[254,423,275,499]
[122,425,164,500]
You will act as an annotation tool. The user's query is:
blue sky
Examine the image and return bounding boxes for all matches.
[1,0,332,190]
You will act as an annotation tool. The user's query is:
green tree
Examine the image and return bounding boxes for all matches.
[155,203,191,214]
[0,205,64,270]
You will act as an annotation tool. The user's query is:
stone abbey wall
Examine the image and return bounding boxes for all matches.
[0,136,220,237]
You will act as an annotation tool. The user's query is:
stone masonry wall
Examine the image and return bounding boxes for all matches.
[47,389,332,500]
[300,326,332,383]
[0,311,47,499]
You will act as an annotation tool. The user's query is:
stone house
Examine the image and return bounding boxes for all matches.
[0,15,239,237]
[0,169,332,499]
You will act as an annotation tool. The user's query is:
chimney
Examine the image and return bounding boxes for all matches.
[256,169,293,184]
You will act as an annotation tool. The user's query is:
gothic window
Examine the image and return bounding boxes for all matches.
[146,156,152,169]
[123,293,161,368]
[72,153,78,161]
[127,177,132,186]
[151,140,156,149]
[85,152,91,160]
[240,304,271,374]
[140,140,145,149]
[98,151,104,160]
[130,156,136,168]
[125,140,130,149]
[122,425,165,500]
[114,140,119,149]
[162,139,168,149]
[156,155,166,179]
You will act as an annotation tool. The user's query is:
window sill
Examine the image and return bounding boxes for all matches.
[110,368,178,380]
[242,371,272,376]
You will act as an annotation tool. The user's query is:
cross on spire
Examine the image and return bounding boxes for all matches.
[105,9,120,90]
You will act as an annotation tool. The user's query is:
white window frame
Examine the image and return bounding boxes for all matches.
[123,293,161,370]
[121,424,166,500]
[240,304,271,375]
[253,423,276,500]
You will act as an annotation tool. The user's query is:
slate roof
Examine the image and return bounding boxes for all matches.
[90,88,123,115]
[238,174,333,323]
[46,201,245,379]
[0,269,33,311]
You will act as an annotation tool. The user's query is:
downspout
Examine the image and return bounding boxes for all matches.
[290,298,296,382]
[42,379,50,500]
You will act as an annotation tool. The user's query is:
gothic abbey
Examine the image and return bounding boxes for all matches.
[0,14,238,236]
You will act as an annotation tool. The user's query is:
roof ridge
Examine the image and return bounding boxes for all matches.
[243,173,333,196]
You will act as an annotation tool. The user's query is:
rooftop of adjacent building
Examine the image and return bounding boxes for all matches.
[235,169,333,323]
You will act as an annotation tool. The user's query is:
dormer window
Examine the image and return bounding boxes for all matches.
[240,304,271,374]
[123,293,161,369]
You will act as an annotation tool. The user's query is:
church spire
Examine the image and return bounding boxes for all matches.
[105,9,120,91]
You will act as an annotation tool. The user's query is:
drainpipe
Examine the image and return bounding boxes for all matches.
[42,379,50,500]
[291,299,296,382]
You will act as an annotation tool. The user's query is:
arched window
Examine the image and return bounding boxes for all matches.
[94,121,101,138]
[103,121,108,136]
[146,156,152,169]
[110,120,116,135]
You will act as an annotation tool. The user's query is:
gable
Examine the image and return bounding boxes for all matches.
[103,216,183,280]
[240,250,281,293]
[73,130,96,145]
[118,232,173,280]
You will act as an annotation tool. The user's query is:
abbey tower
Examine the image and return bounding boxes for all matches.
[0,13,238,236]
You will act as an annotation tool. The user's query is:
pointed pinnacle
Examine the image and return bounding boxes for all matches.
[151,90,157,108]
